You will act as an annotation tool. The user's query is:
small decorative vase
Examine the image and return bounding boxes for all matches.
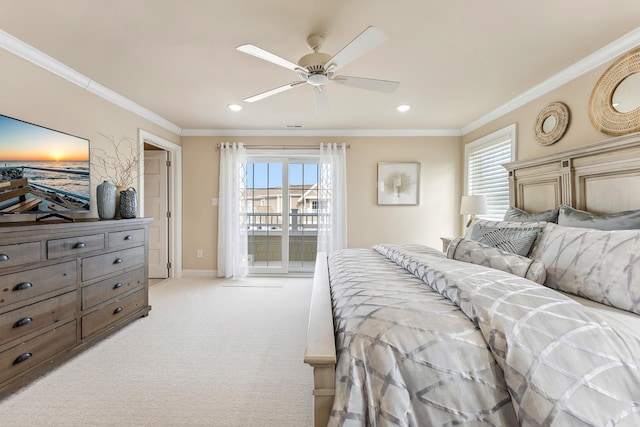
[96,180,116,219]
[119,187,138,219]
[115,185,127,219]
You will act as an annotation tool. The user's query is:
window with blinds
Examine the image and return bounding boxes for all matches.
[464,124,516,221]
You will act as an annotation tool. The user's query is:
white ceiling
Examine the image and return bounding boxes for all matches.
[1,0,640,135]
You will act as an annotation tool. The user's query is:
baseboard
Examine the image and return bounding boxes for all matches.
[182,269,217,278]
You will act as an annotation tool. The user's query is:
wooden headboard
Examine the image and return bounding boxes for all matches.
[503,133,640,215]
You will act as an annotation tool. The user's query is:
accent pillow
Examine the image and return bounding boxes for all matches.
[467,222,544,257]
[558,205,640,230]
[464,218,548,239]
[529,223,640,314]
[503,205,560,223]
[447,237,546,284]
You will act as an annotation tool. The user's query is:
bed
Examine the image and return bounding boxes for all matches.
[304,133,640,426]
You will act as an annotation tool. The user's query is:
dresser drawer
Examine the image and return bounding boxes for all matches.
[82,246,145,282]
[0,320,76,384]
[81,289,145,338]
[47,233,105,259]
[0,261,77,311]
[0,291,76,347]
[82,267,145,310]
[0,242,41,270]
[108,228,145,250]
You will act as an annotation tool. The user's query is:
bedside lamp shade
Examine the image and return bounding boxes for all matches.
[460,195,487,227]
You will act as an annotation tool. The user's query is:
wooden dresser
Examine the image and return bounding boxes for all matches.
[0,218,152,399]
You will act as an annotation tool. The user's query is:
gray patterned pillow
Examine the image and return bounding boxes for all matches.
[468,223,543,256]
[558,205,640,230]
[529,223,640,314]
[447,237,546,284]
[465,218,548,237]
[503,205,560,223]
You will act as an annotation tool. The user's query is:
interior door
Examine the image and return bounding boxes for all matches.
[144,150,169,278]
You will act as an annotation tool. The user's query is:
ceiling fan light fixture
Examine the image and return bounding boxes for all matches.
[307,73,329,86]
[397,104,411,112]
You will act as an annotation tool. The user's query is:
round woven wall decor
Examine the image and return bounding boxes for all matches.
[589,47,640,136]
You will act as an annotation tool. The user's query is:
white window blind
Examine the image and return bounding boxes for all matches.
[465,124,516,221]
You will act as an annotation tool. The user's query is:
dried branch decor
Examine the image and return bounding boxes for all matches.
[91,134,140,188]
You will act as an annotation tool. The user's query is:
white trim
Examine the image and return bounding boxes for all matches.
[182,269,217,278]
[181,128,462,137]
[461,27,640,135]
[2,26,640,137]
[463,123,517,225]
[0,29,182,136]
[139,129,183,279]
[464,123,518,194]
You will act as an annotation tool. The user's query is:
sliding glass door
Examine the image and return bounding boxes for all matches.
[245,154,318,274]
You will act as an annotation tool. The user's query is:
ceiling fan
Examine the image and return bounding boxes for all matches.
[236,26,400,114]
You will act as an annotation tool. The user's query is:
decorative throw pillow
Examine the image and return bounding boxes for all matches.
[529,223,640,314]
[503,205,560,223]
[447,237,546,284]
[467,222,543,256]
[558,205,640,230]
[464,218,548,239]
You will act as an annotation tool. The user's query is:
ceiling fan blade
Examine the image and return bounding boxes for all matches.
[237,44,300,71]
[314,86,328,115]
[325,27,388,73]
[244,81,305,103]
[331,75,399,93]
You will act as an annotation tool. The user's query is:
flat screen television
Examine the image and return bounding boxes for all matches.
[0,114,90,220]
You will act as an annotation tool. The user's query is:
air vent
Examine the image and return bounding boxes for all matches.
[284,125,304,129]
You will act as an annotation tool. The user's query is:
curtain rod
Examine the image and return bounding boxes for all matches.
[216,144,350,149]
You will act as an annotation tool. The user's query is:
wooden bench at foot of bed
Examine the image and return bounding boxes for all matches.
[304,252,336,427]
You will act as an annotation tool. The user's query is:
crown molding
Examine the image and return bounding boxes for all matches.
[180,128,462,137]
[461,26,640,136]
[3,26,640,139]
[0,29,182,136]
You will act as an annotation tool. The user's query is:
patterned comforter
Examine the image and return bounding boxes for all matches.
[327,244,640,426]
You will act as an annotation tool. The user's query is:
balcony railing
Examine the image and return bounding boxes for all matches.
[246,211,319,267]
[246,211,320,234]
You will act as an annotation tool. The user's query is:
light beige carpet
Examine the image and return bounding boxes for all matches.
[0,276,314,427]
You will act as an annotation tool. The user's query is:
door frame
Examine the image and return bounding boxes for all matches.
[138,129,183,279]
[245,150,319,275]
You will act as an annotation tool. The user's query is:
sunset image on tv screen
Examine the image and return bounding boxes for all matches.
[0,114,91,214]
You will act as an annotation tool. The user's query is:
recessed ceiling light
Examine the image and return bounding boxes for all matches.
[228,104,243,111]
[396,104,411,112]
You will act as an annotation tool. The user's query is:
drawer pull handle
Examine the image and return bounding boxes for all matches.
[124,235,134,240]
[0,254,9,261]
[113,282,123,289]
[13,282,33,291]
[14,317,33,328]
[114,258,124,264]
[73,242,87,249]
[13,352,32,365]
[113,307,123,314]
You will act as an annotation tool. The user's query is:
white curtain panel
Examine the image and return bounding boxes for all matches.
[318,142,348,254]
[217,142,248,278]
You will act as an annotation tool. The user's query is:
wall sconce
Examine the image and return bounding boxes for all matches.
[460,195,487,227]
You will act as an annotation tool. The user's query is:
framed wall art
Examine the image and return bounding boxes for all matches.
[377,162,420,205]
